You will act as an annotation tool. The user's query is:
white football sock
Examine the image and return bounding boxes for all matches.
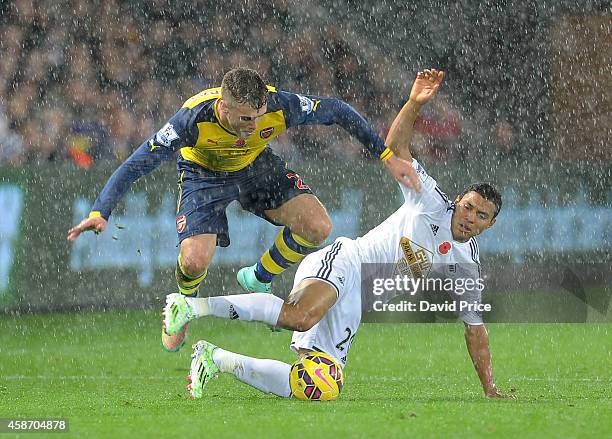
[187,294,283,327]
[212,348,292,398]
[186,296,208,317]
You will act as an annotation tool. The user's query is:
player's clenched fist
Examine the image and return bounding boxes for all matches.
[67,216,107,241]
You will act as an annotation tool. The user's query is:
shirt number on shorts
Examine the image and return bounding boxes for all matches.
[335,327,356,352]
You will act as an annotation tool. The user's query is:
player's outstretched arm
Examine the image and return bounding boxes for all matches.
[280,90,420,190]
[65,141,167,241]
[464,323,516,399]
[385,69,444,162]
[65,102,199,243]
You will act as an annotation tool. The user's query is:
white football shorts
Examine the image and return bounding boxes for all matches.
[290,237,363,366]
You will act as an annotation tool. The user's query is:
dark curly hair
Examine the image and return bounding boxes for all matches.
[457,183,502,218]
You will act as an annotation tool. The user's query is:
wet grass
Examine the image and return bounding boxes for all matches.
[1,310,610,438]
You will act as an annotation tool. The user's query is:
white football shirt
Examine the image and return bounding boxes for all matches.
[354,159,484,324]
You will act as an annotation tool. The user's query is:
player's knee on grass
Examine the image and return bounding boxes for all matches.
[278,279,337,332]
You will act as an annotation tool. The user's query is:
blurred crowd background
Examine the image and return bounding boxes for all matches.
[0,0,609,168]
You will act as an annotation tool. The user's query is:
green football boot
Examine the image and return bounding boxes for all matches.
[237,264,272,293]
[187,340,220,399]
[163,293,196,335]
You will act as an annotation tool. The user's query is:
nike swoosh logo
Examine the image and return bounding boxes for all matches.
[314,367,333,389]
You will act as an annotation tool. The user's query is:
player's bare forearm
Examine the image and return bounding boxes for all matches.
[385,69,444,162]
[464,323,495,392]
[385,100,422,162]
[464,323,515,399]
[381,95,423,191]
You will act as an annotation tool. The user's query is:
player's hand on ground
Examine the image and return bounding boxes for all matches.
[485,387,517,399]
[67,216,108,241]
[409,69,444,106]
[384,155,421,192]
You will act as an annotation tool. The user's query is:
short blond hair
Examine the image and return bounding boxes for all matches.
[221,68,268,109]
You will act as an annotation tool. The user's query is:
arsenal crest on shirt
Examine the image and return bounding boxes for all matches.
[260,127,274,139]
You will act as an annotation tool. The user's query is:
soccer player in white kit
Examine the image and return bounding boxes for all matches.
[163,69,515,400]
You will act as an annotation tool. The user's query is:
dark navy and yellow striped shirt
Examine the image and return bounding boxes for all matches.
[91,86,388,219]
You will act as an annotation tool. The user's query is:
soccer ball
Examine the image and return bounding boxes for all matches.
[289,351,344,401]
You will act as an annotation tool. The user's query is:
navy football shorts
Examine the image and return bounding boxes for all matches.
[175,148,313,247]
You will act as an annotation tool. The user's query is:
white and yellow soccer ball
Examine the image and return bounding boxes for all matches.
[289,351,344,401]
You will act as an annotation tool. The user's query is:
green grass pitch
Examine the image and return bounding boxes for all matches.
[1,310,610,438]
